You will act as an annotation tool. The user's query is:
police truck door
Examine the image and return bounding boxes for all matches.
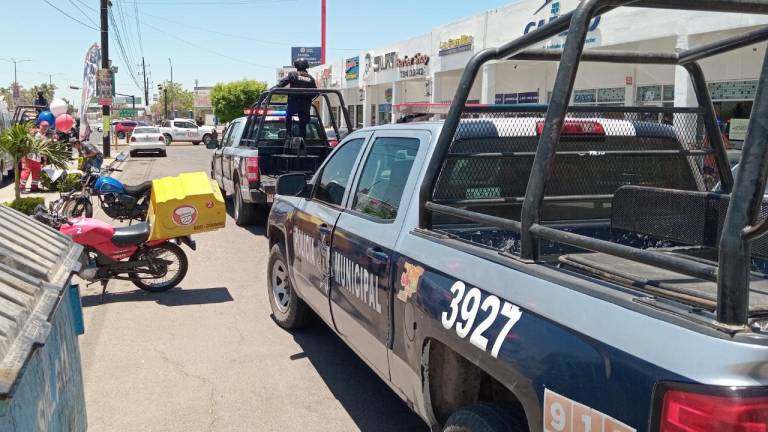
[290,135,368,324]
[329,131,426,377]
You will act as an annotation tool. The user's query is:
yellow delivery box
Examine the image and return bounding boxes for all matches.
[147,171,226,240]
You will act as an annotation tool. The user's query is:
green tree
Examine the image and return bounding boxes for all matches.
[151,81,194,117]
[0,83,57,111]
[0,123,69,200]
[210,79,268,123]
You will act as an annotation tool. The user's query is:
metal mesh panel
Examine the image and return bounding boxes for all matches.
[433,107,719,206]
[612,186,768,259]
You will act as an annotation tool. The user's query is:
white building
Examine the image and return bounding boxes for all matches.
[307,0,768,140]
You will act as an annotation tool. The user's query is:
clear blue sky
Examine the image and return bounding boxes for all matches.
[0,0,514,106]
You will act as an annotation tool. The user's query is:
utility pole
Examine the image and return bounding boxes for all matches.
[141,58,149,108]
[100,0,111,157]
[168,58,174,118]
[321,0,326,64]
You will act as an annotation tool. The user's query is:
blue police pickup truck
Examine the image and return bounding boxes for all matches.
[266,2,768,431]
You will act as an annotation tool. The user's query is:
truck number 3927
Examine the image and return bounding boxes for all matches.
[441,281,523,358]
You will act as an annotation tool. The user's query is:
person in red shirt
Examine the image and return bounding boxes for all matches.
[21,121,50,193]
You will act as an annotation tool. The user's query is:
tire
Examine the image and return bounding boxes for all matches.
[117,131,125,139]
[233,177,257,226]
[268,243,313,329]
[444,404,527,432]
[129,150,136,157]
[192,141,201,145]
[160,150,167,157]
[164,134,173,145]
[62,198,93,218]
[201,134,211,145]
[130,243,189,292]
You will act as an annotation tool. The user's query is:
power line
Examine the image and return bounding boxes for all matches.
[41,0,99,31]
[68,0,99,27]
[140,20,275,69]
[109,9,143,91]
[133,0,145,59]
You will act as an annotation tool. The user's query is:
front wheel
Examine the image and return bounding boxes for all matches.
[62,197,93,218]
[164,134,173,145]
[268,243,313,329]
[130,242,189,292]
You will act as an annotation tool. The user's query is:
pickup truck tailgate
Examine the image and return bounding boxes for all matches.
[257,144,332,176]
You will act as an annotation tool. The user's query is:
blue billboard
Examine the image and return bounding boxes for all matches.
[291,47,323,67]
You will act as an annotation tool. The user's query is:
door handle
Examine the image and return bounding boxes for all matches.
[318,224,332,236]
[366,247,389,265]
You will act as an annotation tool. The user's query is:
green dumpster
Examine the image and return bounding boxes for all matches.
[0,205,87,431]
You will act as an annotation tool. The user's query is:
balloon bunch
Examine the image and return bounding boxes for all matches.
[37,99,74,132]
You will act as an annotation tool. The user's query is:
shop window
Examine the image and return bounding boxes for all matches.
[708,80,759,101]
[597,87,625,104]
[574,89,597,105]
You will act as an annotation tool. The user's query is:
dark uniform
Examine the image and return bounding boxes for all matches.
[274,70,317,140]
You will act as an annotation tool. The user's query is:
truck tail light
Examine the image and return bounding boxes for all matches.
[130,136,136,142]
[159,136,165,142]
[329,139,339,147]
[657,385,768,432]
[535,120,606,136]
[245,157,260,183]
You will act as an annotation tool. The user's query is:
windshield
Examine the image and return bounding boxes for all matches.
[134,127,159,134]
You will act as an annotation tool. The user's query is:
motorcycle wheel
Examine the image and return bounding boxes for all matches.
[129,243,188,292]
[63,198,93,218]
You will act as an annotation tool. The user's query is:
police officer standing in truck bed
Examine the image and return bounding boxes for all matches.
[273,59,317,140]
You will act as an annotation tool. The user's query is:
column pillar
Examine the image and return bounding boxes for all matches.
[481,64,496,105]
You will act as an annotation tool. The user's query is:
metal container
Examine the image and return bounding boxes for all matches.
[0,205,87,431]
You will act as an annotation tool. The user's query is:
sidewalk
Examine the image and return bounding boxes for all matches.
[0,149,127,204]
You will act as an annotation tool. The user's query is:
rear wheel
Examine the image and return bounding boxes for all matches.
[444,404,527,432]
[192,141,201,145]
[268,243,313,329]
[130,243,188,292]
[164,134,173,145]
[160,150,167,157]
[234,178,257,226]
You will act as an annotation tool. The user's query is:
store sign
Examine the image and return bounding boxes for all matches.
[439,35,474,56]
[397,53,430,80]
[495,92,540,105]
[316,66,333,88]
[524,1,602,49]
[345,57,359,81]
[291,47,322,67]
[729,118,750,141]
[362,51,397,82]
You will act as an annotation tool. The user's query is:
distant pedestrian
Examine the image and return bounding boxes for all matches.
[210,128,218,145]
[34,91,48,113]
[72,138,104,172]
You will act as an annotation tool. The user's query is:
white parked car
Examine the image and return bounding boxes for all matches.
[129,126,167,157]
[158,118,214,145]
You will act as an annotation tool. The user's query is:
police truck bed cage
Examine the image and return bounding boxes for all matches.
[418,0,768,328]
[241,88,353,148]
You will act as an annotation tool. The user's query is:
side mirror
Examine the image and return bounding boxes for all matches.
[276,173,307,197]
[206,139,219,150]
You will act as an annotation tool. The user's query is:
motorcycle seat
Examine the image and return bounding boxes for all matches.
[123,181,152,196]
[112,223,151,246]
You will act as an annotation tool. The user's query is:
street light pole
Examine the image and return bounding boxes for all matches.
[168,58,173,118]
[1,58,32,106]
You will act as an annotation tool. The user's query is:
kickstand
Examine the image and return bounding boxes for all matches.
[100,280,109,304]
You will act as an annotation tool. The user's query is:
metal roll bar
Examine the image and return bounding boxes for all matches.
[420,0,768,327]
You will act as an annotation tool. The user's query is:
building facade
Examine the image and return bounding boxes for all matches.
[305,0,768,143]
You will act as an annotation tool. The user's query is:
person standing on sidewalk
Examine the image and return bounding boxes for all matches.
[21,121,50,193]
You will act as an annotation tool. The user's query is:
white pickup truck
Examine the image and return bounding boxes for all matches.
[158,118,214,145]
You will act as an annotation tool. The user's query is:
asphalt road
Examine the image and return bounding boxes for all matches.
[78,143,429,432]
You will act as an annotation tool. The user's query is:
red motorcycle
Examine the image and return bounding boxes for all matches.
[35,207,195,296]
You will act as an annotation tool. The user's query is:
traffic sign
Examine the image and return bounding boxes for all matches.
[119,108,138,117]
